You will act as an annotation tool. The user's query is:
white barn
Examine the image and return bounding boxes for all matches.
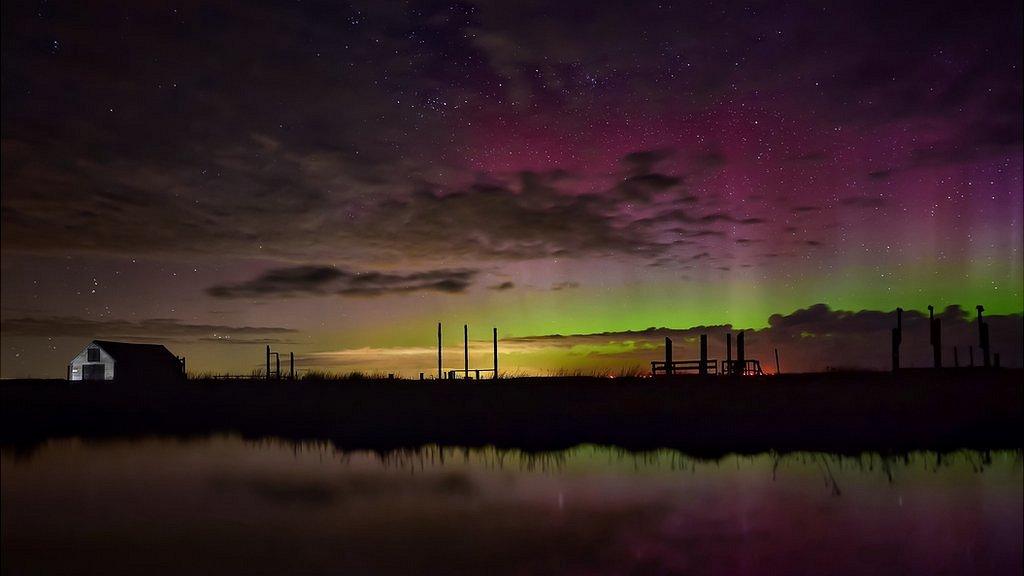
[68,340,184,382]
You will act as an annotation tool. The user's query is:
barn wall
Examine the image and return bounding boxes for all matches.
[68,344,114,381]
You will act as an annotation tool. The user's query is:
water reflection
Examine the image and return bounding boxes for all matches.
[3,437,1022,576]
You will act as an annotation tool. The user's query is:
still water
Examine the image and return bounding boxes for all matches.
[2,437,1021,575]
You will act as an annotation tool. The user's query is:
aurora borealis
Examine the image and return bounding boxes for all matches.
[1,0,1022,377]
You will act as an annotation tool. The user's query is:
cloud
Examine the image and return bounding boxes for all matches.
[1,142,759,268]
[489,281,515,291]
[550,281,580,291]
[206,265,479,299]
[790,206,821,214]
[0,0,1018,283]
[621,149,673,174]
[0,316,296,342]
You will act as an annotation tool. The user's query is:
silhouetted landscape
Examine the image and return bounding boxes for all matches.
[3,370,1020,456]
[4,0,1023,572]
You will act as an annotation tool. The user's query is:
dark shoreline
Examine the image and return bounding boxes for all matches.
[2,370,1021,456]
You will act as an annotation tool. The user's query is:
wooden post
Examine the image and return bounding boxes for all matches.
[437,322,442,380]
[464,324,468,379]
[699,334,708,375]
[276,353,280,381]
[953,346,959,368]
[774,348,781,375]
[736,331,745,375]
[493,327,498,379]
[266,345,270,380]
[928,305,941,368]
[977,305,991,368]
[290,352,294,380]
[726,333,732,375]
[891,307,902,372]
[665,337,673,375]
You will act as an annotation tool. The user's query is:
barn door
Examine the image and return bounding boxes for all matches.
[83,364,105,380]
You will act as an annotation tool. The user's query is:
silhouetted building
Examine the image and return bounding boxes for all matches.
[68,340,184,382]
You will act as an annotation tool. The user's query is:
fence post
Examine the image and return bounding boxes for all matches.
[726,333,732,374]
[977,305,991,368]
[928,305,942,368]
[699,334,708,376]
[736,331,745,375]
[665,337,673,375]
[891,307,902,372]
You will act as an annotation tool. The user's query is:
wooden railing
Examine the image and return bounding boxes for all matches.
[651,358,764,376]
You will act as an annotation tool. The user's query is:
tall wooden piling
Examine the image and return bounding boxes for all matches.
[977,305,991,368]
[726,333,732,374]
[928,305,942,368]
[736,331,745,375]
[665,337,673,375]
[774,348,781,375]
[699,334,708,375]
[953,346,959,368]
[290,352,294,380]
[464,324,469,379]
[891,308,903,372]
[493,327,498,379]
[437,323,442,379]
[266,345,270,380]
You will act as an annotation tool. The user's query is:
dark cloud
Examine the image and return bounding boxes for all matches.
[621,149,673,174]
[790,206,822,214]
[0,316,295,342]
[489,281,515,291]
[207,265,479,299]
[0,140,758,266]
[4,1,1011,271]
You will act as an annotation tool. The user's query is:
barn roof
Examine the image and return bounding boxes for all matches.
[91,340,179,366]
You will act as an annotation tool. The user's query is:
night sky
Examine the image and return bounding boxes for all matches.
[2,0,1022,377]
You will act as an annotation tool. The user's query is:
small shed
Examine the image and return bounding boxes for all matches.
[68,340,184,382]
